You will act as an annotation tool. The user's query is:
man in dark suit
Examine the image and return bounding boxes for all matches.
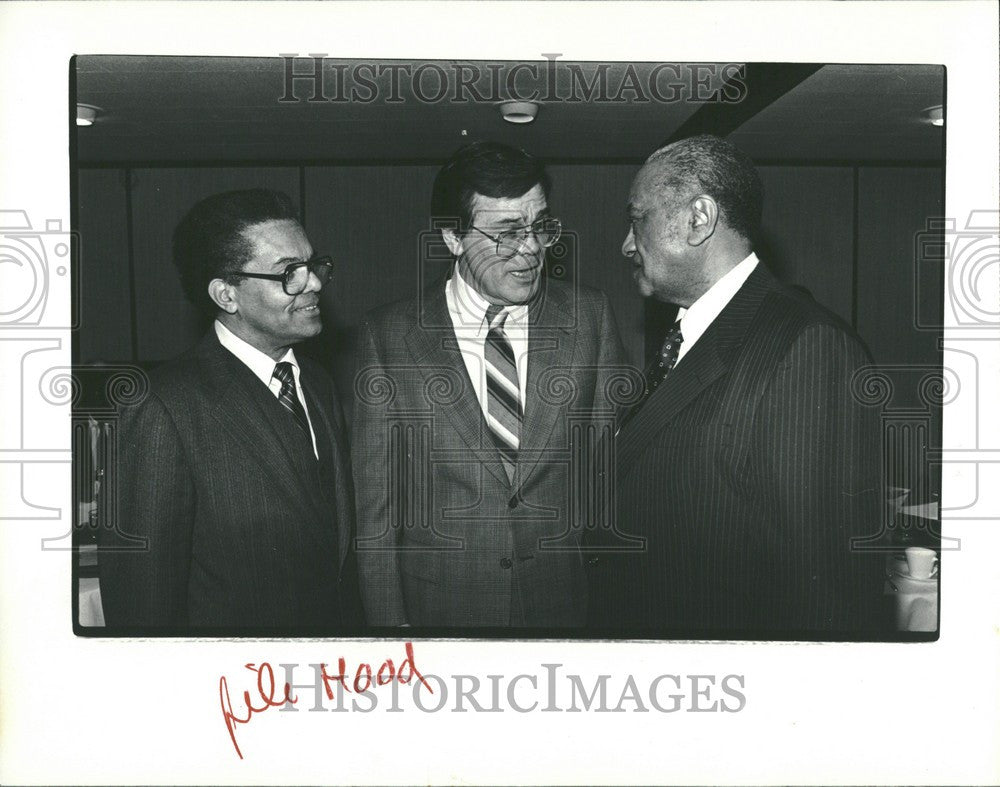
[589,135,887,636]
[353,141,627,628]
[98,189,359,633]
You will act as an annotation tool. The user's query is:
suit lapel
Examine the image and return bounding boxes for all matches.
[196,332,324,525]
[518,282,576,491]
[404,281,510,488]
[617,264,778,469]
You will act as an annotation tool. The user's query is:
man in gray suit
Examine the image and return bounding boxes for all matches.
[353,141,627,628]
[99,189,360,633]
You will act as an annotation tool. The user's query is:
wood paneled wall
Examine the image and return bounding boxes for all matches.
[547,165,646,366]
[857,167,943,371]
[757,166,856,322]
[77,170,132,362]
[302,165,438,400]
[857,167,944,499]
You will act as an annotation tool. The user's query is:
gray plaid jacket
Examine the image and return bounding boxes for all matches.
[352,276,628,628]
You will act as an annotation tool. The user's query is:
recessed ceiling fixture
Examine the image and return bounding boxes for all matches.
[76,104,102,126]
[922,105,944,127]
[499,100,539,124]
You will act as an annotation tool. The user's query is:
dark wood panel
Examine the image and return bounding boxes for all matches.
[76,169,132,362]
[856,167,943,367]
[129,167,300,360]
[856,166,944,502]
[757,166,855,324]
[548,164,646,368]
[304,165,439,326]
[302,165,439,403]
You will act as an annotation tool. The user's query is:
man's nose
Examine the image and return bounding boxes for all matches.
[522,230,544,255]
[303,268,324,293]
[622,226,636,258]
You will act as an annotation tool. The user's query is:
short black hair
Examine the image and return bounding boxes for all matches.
[172,188,298,314]
[431,140,551,230]
[646,134,763,239]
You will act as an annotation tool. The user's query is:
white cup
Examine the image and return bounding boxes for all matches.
[905,547,938,579]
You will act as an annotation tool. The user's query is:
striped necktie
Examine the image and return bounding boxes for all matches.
[272,361,310,439]
[618,320,683,431]
[483,304,521,483]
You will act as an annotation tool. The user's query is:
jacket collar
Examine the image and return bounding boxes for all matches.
[404,273,576,490]
[193,330,332,528]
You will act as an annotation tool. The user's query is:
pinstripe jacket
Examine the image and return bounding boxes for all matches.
[98,330,360,633]
[588,263,888,636]
[352,275,628,628]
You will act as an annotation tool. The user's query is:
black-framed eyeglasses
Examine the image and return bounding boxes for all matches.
[228,256,334,295]
[468,217,562,260]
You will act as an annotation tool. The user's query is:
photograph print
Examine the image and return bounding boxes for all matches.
[69,55,946,639]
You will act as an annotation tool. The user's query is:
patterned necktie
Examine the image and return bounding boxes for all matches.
[483,304,521,483]
[619,320,684,430]
[272,361,310,439]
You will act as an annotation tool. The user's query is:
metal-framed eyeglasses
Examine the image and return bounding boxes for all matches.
[468,217,562,260]
[228,256,334,295]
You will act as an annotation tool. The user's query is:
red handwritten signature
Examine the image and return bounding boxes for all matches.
[219,642,431,759]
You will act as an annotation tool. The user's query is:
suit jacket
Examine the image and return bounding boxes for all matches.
[588,263,888,636]
[98,330,361,633]
[352,276,627,628]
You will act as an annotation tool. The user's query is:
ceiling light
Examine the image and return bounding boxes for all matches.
[922,105,943,127]
[499,100,539,124]
[76,104,101,126]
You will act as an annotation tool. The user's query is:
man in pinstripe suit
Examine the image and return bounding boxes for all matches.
[352,141,627,628]
[99,189,360,632]
[588,135,888,636]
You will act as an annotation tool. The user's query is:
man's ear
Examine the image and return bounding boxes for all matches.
[441,228,464,258]
[208,278,239,314]
[687,195,719,246]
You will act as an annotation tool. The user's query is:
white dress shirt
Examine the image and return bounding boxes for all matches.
[445,265,530,415]
[674,252,759,367]
[214,320,318,458]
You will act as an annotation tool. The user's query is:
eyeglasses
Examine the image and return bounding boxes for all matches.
[229,256,334,295]
[468,217,562,260]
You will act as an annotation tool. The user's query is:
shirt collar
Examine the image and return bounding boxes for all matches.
[447,263,529,335]
[675,252,759,345]
[214,319,298,388]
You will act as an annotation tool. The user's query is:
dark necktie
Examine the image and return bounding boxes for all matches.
[619,320,684,430]
[483,304,522,484]
[272,361,311,439]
